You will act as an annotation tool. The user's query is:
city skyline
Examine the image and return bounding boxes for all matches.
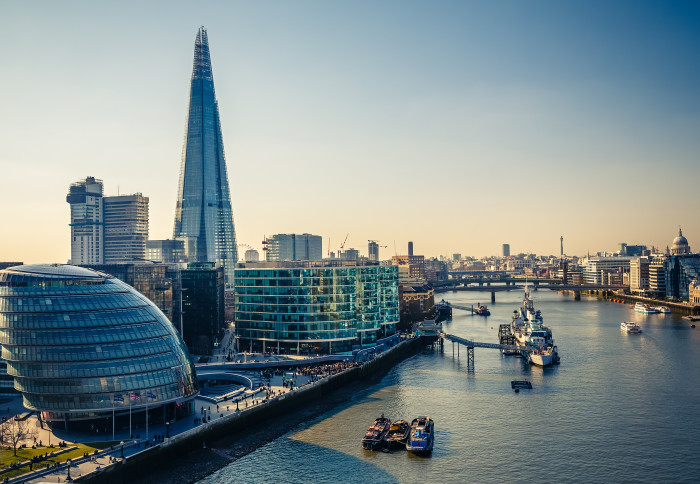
[1,1,699,262]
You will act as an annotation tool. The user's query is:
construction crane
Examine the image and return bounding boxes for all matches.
[368,239,387,248]
[340,233,349,251]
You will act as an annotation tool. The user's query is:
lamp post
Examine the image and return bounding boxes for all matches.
[120,441,124,459]
[65,459,72,482]
[165,421,170,439]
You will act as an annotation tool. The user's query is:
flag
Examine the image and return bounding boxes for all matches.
[113,395,124,402]
[147,392,156,399]
[129,393,140,401]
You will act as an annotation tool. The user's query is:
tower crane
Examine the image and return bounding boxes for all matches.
[340,233,349,251]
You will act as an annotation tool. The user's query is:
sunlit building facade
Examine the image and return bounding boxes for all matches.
[173,27,237,285]
[234,262,399,354]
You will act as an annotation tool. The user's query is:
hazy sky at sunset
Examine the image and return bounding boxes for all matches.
[1,0,698,263]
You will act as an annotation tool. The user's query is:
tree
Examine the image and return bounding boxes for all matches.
[0,417,37,456]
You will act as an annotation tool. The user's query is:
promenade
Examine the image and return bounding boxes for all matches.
[4,334,407,484]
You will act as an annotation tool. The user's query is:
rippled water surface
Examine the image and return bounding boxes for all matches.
[199,291,700,483]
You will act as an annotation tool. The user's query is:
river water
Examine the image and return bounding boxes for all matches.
[198,290,700,483]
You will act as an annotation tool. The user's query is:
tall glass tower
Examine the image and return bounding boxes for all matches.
[174,27,237,284]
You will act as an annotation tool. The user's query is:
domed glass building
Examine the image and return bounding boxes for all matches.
[0,264,198,430]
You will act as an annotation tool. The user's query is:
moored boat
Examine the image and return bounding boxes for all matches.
[362,415,391,451]
[510,286,559,366]
[655,306,671,314]
[476,305,490,316]
[406,416,434,455]
[634,302,658,314]
[620,321,642,333]
[384,419,410,449]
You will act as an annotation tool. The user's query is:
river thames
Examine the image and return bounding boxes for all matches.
[198,289,700,483]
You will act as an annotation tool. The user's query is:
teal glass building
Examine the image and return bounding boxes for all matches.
[0,264,198,430]
[173,27,237,285]
[234,263,399,354]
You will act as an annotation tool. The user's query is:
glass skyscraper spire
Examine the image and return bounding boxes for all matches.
[174,27,237,284]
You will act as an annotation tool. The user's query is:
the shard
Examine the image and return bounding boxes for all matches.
[174,27,237,284]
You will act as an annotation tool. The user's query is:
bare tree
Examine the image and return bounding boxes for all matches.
[0,417,38,456]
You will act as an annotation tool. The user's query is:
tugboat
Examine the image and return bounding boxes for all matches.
[406,416,434,455]
[384,420,410,449]
[362,415,391,451]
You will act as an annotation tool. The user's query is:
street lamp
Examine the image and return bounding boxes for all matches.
[66,459,72,482]
[120,441,124,459]
[165,421,170,439]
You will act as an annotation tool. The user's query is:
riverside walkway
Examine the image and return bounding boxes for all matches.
[6,336,409,484]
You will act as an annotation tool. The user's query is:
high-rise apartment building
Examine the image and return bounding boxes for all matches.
[173,27,238,285]
[103,194,149,263]
[368,241,379,262]
[264,234,323,261]
[503,244,511,257]
[67,177,104,264]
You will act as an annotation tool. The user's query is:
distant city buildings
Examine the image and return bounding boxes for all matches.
[452,253,461,261]
[173,27,238,285]
[244,248,260,262]
[67,177,148,264]
[368,241,379,262]
[263,234,322,261]
[103,194,149,263]
[146,239,187,264]
[502,244,510,257]
[66,177,104,264]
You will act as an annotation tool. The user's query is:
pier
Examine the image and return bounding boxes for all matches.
[440,332,531,368]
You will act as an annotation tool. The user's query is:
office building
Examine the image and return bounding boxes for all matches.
[146,239,187,264]
[263,234,323,261]
[244,249,260,262]
[630,256,651,293]
[175,263,225,355]
[234,262,399,354]
[503,244,510,257]
[173,27,238,285]
[341,248,359,261]
[0,264,198,430]
[408,241,414,257]
[368,241,379,262]
[452,254,461,262]
[583,257,632,284]
[67,177,104,265]
[103,194,149,263]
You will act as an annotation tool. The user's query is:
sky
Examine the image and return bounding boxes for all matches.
[1,0,699,263]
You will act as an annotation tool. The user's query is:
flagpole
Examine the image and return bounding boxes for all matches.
[112,398,115,441]
[129,397,132,439]
[146,397,149,441]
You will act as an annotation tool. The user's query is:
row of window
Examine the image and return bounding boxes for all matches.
[0,307,162,330]
[0,293,148,313]
[15,368,188,395]
[1,337,173,362]
[0,282,123,297]
[24,383,196,411]
[7,352,182,379]
[0,322,171,346]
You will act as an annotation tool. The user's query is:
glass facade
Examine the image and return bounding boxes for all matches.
[0,264,198,425]
[234,263,399,354]
[173,27,237,285]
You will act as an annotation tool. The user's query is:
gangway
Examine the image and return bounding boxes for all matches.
[440,332,532,367]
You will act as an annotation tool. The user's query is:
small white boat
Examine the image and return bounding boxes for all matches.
[655,306,671,314]
[621,321,642,333]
